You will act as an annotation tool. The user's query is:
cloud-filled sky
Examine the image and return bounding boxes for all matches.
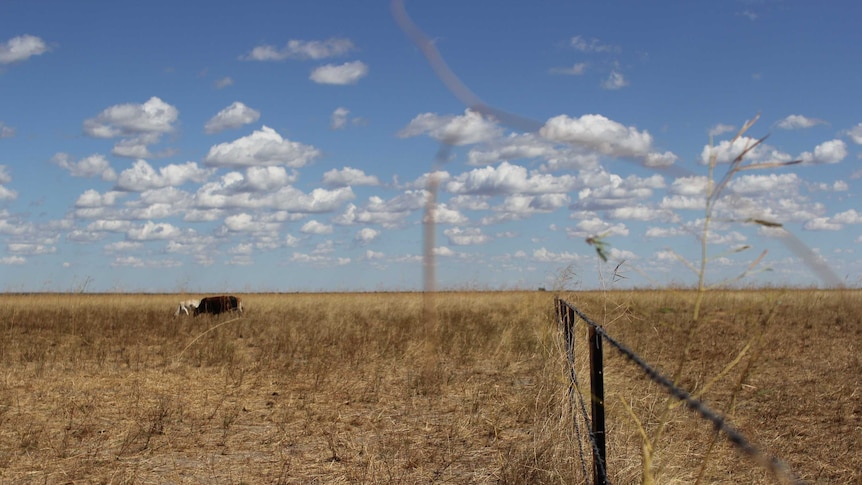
[0,1,860,292]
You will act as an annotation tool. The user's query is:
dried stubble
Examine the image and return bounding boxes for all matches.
[0,290,858,483]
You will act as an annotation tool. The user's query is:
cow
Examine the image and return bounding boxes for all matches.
[193,295,243,316]
[174,299,200,316]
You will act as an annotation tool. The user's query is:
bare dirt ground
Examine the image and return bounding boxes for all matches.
[0,290,859,484]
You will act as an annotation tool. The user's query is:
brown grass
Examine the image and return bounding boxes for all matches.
[0,290,858,483]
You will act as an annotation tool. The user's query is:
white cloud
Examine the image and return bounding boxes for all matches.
[0,122,15,139]
[799,139,847,165]
[532,247,582,263]
[540,114,668,161]
[569,36,619,53]
[83,97,178,159]
[0,256,26,265]
[569,218,629,238]
[214,77,234,89]
[467,133,561,166]
[330,107,349,130]
[0,166,18,201]
[708,124,736,137]
[845,123,862,144]
[0,35,49,64]
[309,61,368,85]
[51,153,117,181]
[803,217,842,231]
[84,96,178,138]
[549,63,588,75]
[601,70,628,90]
[398,109,503,146]
[242,38,355,61]
[444,227,490,246]
[354,227,379,244]
[777,114,826,130]
[204,126,321,168]
[115,160,212,191]
[243,166,295,191]
[727,173,800,196]
[446,161,578,196]
[8,243,55,255]
[300,220,333,235]
[75,189,124,208]
[204,102,260,134]
[322,167,381,187]
[699,136,793,165]
[127,221,182,241]
[831,209,862,224]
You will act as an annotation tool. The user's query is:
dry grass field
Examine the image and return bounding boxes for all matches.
[0,290,859,484]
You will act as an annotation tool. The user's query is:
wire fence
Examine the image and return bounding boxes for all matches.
[555,297,806,485]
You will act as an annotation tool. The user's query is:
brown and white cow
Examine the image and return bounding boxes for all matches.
[193,295,243,316]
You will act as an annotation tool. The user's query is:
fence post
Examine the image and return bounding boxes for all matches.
[589,324,608,485]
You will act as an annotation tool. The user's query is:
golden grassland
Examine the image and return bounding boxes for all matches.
[0,290,859,483]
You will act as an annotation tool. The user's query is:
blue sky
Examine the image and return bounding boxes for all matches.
[0,0,860,292]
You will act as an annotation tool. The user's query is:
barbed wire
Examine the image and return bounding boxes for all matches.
[556,298,806,485]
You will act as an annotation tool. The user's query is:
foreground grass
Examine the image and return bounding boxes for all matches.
[0,290,858,483]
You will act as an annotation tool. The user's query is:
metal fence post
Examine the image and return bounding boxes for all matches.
[589,324,608,485]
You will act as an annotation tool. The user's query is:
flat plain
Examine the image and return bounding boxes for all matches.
[0,290,859,483]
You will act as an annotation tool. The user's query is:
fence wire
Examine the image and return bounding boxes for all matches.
[555,298,806,485]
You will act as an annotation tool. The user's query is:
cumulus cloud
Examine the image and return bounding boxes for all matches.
[300,220,333,235]
[115,160,213,191]
[242,38,355,61]
[84,96,178,138]
[0,256,26,265]
[0,35,49,64]
[51,153,117,181]
[354,227,379,245]
[831,209,862,224]
[83,97,178,158]
[602,70,629,90]
[194,172,352,212]
[727,173,800,196]
[799,139,847,165]
[204,126,321,168]
[569,36,620,53]
[75,190,124,208]
[309,61,368,85]
[0,122,15,139]
[708,123,736,137]
[8,243,56,255]
[243,166,295,191]
[0,166,18,201]
[446,161,578,196]
[204,102,260,134]
[540,114,672,163]
[843,123,862,144]
[803,217,842,231]
[322,167,380,187]
[126,221,182,241]
[549,63,588,75]
[699,136,793,165]
[214,77,234,89]
[330,107,349,130]
[398,109,503,146]
[777,114,826,130]
[467,133,561,166]
[444,227,490,246]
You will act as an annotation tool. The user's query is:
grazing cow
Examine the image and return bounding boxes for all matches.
[174,299,200,316]
[193,295,243,316]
